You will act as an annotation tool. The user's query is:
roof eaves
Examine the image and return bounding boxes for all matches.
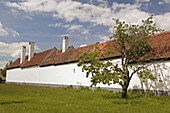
[7,65,20,70]
[54,60,78,66]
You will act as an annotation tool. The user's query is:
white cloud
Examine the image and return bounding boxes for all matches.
[158,0,170,4]
[6,28,20,38]
[48,23,62,27]
[80,44,87,47]
[99,35,111,42]
[52,2,113,26]
[135,0,150,3]
[4,0,146,30]
[0,41,40,58]
[0,41,40,69]
[69,24,83,31]
[10,9,20,15]
[5,0,170,32]
[0,22,20,38]
[163,0,170,4]
[24,15,33,20]
[158,1,164,5]
[81,29,89,34]
[6,0,113,27]
[49,23,83,32]
[154,12,170,31]
[5,0,59,12]
[0,22,8,37]
[112,2,140,11]
[97,0,108,8]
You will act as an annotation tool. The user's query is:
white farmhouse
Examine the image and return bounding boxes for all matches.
[6,31,170,93]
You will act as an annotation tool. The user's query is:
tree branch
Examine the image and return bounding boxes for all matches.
[130,64,151,79]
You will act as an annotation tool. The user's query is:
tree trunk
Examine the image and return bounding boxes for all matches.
[122,86,128,98]
[121,76,130,98]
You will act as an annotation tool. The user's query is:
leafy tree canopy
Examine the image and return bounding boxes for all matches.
[78,15,163,98]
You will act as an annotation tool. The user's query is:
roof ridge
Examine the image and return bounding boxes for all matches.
[150,31,170,38]
[54,46,74,64]
[39,47,57,65]
[74,42,99,50]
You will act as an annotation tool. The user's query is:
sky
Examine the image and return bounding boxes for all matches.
[0,0,170,68]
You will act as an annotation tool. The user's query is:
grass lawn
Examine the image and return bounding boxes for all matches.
[0,84,170,113]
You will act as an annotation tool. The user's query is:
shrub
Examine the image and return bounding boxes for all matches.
[78,86,91,91]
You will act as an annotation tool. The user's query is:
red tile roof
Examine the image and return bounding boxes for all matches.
[21,48,55,68]
[92,31,170,61]
[7,55,28,69]
[7,48,55,69]
[39,49,61,66]
[7,58,21,69]
[142,31,170,61]
[55,43,98,65]
[95,40,121,59]
[39,46,74,66]
[7,31,170,69]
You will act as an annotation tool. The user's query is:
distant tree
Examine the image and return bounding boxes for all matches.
[78,15,163,98]
[1,60,13,77]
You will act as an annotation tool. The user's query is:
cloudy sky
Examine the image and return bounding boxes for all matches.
[0,0,170,68]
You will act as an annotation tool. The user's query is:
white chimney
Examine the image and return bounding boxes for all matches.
[62,36,69,53]
[20,46,26,64]
[28,42,34,61]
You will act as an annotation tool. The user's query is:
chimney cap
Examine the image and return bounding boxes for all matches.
[63,36,68,40]
[22,46,26,48]
[29,42,35,44]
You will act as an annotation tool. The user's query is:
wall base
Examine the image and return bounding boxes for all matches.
[6,82,170,96]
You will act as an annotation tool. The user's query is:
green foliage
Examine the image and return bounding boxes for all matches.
[78,15,163,98]
[137,68,157,82]
[94,87,113,93]
[1,69,6,77]
[94,87,105,92]
[65,85,73,89]
[1,60,13,77]
[78,86,91,91]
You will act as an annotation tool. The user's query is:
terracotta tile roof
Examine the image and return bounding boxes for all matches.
[141,31,170,61]
[39,50,59,66]
[21,48,55,68]
[98,40,121,59]
[7,55,28,69]
[7,58,20,69]
[55,43,98,65]
[39,48,64,66]
[92,31,170,61]
[7,31,170,69]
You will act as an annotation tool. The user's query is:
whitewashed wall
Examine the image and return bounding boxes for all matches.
[6,60,170,90]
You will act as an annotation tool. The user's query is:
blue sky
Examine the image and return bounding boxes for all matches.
[0,0,170,68]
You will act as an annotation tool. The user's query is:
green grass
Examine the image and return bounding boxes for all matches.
[0,84,170,113]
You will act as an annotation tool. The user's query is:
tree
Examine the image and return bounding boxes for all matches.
[1,60,13,77]
[78,15,163,98]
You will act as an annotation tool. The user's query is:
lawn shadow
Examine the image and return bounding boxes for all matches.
[0,101,27,105]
